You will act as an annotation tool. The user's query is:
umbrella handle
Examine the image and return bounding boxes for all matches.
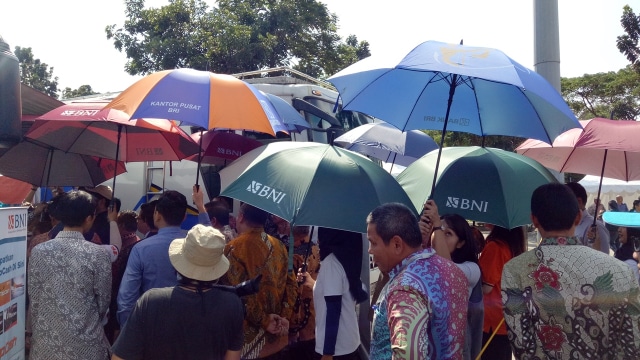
[592,149,608,228]
[110,124,122,209]
[430,73,458,198]
[195,129,204,188]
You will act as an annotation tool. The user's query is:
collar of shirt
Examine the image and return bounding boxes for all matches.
[539,236,581,246]
[388,248,435,280]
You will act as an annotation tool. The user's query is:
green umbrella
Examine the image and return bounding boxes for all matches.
[396,146,558,229]
[220,144,417,269]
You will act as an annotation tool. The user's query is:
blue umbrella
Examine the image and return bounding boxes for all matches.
[334,122,438,168]
[262,92,311,133]
[328,40,581,196]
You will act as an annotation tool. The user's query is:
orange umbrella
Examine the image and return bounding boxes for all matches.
[105,69,288,136]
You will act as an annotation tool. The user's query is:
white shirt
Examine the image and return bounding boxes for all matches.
[575,209,610,254]
[456,261,481,298]
[313,253,360,356]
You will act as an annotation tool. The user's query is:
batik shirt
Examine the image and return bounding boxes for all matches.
[502,236,640,360]
[371,248,468,360]
[221,228,298,358]
[28,231,112,360]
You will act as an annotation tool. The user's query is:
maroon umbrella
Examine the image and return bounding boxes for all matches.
[186,131,262,165]
[0,138,126,187]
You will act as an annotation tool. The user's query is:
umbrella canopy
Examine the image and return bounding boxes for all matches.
[396,146,558,229]
[328,40,580,141]
[26,102,200,162]
[105,69,289,136]
[334,122,439,167]
[0,139,126,187]
[263,93,311,133]
[220,144,416,233]
[185,131,263,165]
[219,141,325,192]
[516,118,640,181]
[328,40,581,196]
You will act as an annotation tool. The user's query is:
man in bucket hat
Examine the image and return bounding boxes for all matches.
[112,225,245,360]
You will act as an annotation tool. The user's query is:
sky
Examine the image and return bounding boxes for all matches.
[0,0,635,93]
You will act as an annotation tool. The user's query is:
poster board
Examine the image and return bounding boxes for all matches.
[0,207,27,360]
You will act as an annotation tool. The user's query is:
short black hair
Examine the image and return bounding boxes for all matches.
[532,183,579,232]
[56,190,97,227]
[239,203,268,226]
[366,203,421,248]
[206,204,230,226]
[111,197,122,212]
[140,200,158,230]
[565,182,587,203]
[155,191,187,226]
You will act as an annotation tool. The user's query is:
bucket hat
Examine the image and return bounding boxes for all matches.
[83,185,113,200]
[169,224,229,281]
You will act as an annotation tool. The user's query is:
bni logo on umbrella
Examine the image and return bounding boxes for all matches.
[246,181,287,204]
[445,197,489,212]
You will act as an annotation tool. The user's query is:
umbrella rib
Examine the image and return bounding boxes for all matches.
[466,77,484,137]
[404,71,446,132]
[340,68,395,110]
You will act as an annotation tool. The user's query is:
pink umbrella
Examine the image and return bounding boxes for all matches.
[516,119,640,181]
[185,131,262,165]
[517,118,640,228]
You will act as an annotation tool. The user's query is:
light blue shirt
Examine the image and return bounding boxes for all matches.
[116,214,210,327]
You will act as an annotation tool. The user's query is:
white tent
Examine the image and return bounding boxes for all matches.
[578,175,640,208]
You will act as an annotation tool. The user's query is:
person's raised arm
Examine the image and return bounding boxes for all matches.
[108,205,122,251]
[193,185,212,226]
[422,200,451,260]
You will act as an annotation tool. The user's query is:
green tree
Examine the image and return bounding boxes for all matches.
[617,5,640,72]
[425,130,523,152]
[105,0,369,78]
[561,67,640,120]
[62,85,99,99]
[14,46,59,98]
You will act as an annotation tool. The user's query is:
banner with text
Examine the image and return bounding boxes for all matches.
[0,207,27,360]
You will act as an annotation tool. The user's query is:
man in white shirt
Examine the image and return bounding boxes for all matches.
[566,182,610,254]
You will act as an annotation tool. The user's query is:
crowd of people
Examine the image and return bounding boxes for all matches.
[21,180,640,360]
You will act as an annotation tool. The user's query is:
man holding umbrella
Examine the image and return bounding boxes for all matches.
[565,182,610,254]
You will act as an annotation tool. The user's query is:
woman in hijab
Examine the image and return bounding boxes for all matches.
[298,227,367,360]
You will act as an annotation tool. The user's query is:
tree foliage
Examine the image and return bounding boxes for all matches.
[14,46,59,98]
[105,0,370,78]
[62,85,99,99]
[617,5,640,72]
[561,67,640,120]
[424,130,523,153]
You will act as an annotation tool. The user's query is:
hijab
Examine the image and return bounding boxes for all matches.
[318,227,368,303]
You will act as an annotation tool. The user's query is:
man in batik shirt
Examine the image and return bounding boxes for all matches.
[29,190,111,360]
[221,203,298,359]
[367,202,468,360]
[502,183,640,359]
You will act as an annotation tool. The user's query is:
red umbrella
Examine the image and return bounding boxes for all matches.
[27,103,199,162]
[185,131,262,165]
[25,102,199,201]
